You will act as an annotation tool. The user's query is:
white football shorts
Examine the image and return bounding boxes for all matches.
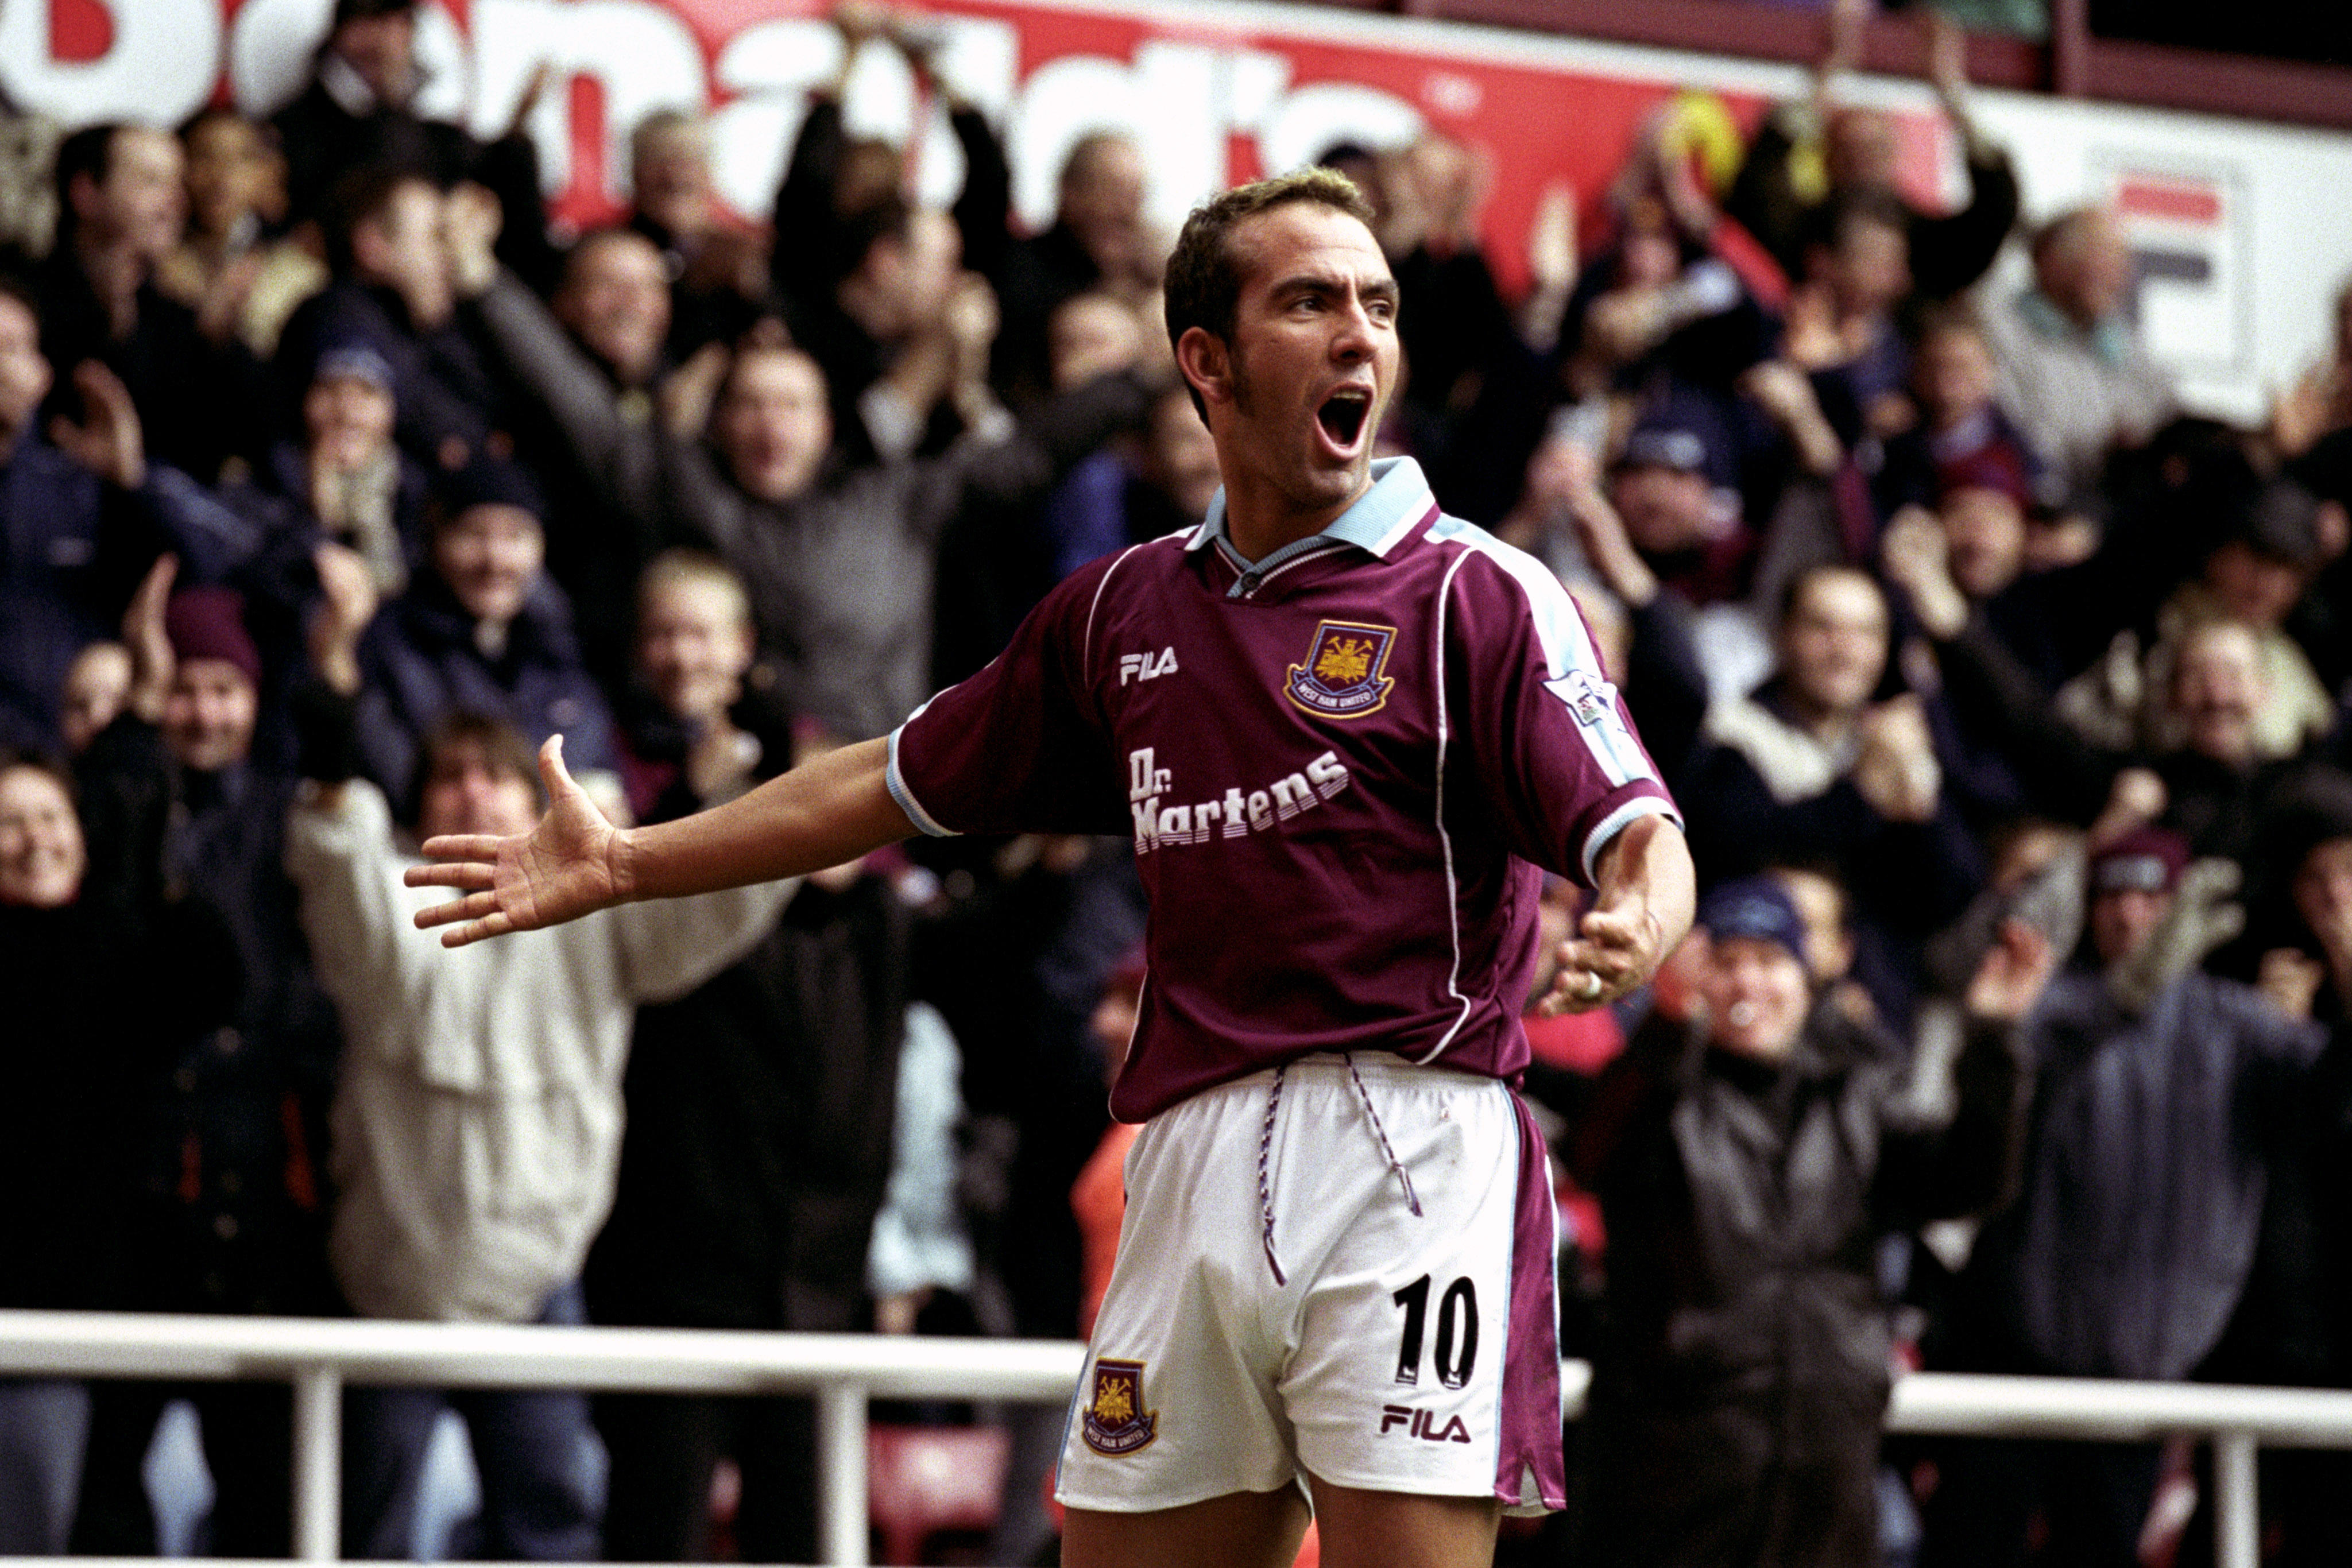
[1055,1052,1565,1516]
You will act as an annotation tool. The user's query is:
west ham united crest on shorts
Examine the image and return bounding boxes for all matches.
[1285,620,1398,718]
[1081,1358,1158,1455]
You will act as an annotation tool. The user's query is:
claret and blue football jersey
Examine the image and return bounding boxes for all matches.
[889,457,1681,1122]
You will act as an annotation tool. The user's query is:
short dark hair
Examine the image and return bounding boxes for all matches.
[559,225,661,293]
[52,123,124,241]
[322,163,436,277]
[0,266,41,334]
[1162,168,1376,418]
[414,711,543,822]
[1778,561,1885,628]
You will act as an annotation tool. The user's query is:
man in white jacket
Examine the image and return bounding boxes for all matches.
[287,705,790,1558]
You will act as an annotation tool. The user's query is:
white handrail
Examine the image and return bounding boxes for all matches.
[4,1311,2349,1567]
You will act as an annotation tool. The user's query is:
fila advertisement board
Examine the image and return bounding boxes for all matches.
[5,0,2347,420]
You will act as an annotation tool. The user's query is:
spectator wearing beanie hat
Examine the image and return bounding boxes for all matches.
[353,454,622,815]
[67,575,343,1557]
[1569,873,2047,1568]
[1922,822,2328,1568]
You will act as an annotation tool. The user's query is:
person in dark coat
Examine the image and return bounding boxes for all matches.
[1920,827,2330,1568]
[37,123,272,482]
[276,166,504,475]
[269,0,557,290]
[0,697,243,1555]
[1571,875,2047,1568]
[67,579,342,1559]
[352,456,620,810]
[585,552,907,1564]
[0,276,172,753]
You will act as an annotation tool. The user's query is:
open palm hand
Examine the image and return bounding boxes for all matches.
[405,737,630,946]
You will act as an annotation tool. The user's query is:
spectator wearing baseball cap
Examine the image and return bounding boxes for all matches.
[1571,872,2047,1568]
[268,339,427,598]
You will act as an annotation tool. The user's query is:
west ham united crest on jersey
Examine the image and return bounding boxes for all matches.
[1286,620,1398,717]
[888,456,1680,1124]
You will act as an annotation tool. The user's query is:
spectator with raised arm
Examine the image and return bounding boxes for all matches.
[1680,564,1989,1013]
[461,221,681,688]
[0,277,173,753]
[586,557,918,1563]
[1984,206,2179,517]
[1573,877,2046,1568]
[270,0,557,289]
[625,109,769,362]
[657,336,1150,744]
[68,563,343,1558]
[37,122,270,482]
[769,4,1017,463]
[1725,2,2018,303]
[1921,827,2329,1568]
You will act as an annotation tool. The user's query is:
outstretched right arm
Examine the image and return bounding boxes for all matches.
[405,734,912,947]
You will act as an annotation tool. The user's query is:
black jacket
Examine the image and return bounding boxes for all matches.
[1572,998,2028,1567]
[1957,967,2325,1381]
[585,871,908,1333]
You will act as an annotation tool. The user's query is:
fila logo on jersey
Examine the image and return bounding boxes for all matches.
[1286,620,1398,718]
[1125,745,1350,854]
[1378,1406,1473,1443]
[1119,648,1180,684]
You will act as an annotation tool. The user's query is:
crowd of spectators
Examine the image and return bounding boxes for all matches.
[3,0,2352,1561]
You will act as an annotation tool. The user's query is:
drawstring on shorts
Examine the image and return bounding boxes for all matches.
[1344,1053,1424,1219]
[1257,1063,1289,1286]
[1256,1054,1426,1287]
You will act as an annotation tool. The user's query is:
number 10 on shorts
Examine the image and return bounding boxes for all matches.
[1392,1275,1479,1388]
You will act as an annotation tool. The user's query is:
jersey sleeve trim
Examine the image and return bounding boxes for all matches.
[1429,517,1661,791]
[885,722,959,839]
[1580,795,1684,886]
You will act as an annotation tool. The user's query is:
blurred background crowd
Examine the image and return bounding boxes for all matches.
[2,0,2351,1562]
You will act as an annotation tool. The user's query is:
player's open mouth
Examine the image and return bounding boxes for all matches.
[1317,389,1372,452]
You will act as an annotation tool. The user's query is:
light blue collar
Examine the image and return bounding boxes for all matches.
[1185,456,1436,566]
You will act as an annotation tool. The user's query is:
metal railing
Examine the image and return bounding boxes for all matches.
[3,1310,2350,1567]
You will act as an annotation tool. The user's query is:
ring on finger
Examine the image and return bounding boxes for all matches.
[1574,970,1604,1002]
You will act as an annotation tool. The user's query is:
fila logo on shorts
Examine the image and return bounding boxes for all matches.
[1284,620,1399,718]
[1119,647,1180,685]
[1379,1406,1474,1443]
[1081,1359,1158,1455]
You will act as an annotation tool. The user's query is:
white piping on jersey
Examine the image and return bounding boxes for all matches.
[1415,547,1480,1067]
[885,718,957,839]
[1083,540,1158,686]
[1423,516,1658,792]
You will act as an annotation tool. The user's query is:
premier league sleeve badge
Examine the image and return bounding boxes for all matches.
[1285,620,1398,719]
[1080,1358,1159,1455]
